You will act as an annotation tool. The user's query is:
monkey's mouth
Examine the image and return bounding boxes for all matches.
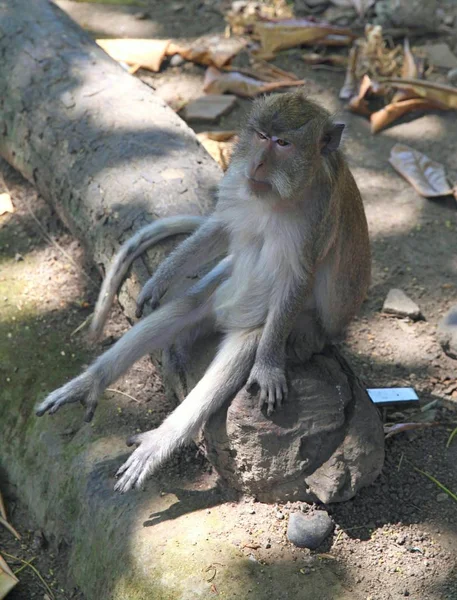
[247,176,271,193]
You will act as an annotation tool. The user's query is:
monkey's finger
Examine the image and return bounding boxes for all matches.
[275,385,283,408]
[117,459,144,492]
[126,433,143,447]
[84,405,97,423]
[135,304,144,319]
[115,452,137,477]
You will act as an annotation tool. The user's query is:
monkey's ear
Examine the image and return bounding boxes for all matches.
[321,123,345,155]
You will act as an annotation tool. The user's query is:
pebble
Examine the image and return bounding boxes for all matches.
[170,54,185,67]
[287,511,334,550]
[436,493,448,502]
[383,289,423,321]
[437,305,457,359]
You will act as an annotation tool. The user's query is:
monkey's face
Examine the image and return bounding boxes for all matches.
[231,91,345,203]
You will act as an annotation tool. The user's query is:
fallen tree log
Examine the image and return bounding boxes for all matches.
[0,0,220,322]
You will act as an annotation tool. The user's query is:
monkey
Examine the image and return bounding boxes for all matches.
[36,90,371,494]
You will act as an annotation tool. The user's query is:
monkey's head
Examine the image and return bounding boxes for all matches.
[230,90,345,202]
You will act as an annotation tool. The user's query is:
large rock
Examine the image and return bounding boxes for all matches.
[190,342,385,504]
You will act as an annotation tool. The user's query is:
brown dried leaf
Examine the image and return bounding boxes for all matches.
[0,554,18,598]
[347,73,374,115]
[0,193,14,216]
[203,66,305,98]
[384,422,438,438]
[167,35,247,68]
[96,39,170,72]
[382,77,457,109]
[371,98,448,133]
[389,143,457,199]
[197,133,238,171]
[254,19,356,54]
[339,45,359,100]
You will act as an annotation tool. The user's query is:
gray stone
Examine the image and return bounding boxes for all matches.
[183,95,237,123]
[447,68,457,85]
[200,344,385,504]
[170,53,185,67]
[437,305,457,359]
[287,511,334,549]
[383,289,422,321]
[375,0,438,29]
[424,44,457,70]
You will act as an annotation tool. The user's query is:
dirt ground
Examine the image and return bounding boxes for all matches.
[1,1,457,599]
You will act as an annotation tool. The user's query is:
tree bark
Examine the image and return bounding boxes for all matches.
[0,0,220,320]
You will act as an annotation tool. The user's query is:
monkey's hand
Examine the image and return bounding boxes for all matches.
[246,363,288,417]
[135,279,165,318]
[35,372,101,422]
[114,429,163,493]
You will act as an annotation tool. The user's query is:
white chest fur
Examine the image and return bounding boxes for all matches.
[214,186,307,329]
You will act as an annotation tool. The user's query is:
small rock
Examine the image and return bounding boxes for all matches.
[383,289,422,321]
[183,95,237,123]
[276,510,285,520]
[134,11,149,20]
[170,54,185,67]
[448,68,457,85]
[436,493,448,502]
[287,511,334,550]
[437,305,457,359]
[14,253,24,262]
[423,43,457,69]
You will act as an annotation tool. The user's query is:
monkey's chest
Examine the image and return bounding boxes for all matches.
[214,234,299,329]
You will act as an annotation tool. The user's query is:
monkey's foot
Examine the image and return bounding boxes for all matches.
[114,429,164,493]
[246,363,288,416]
[35,372,101,422]
[135,281,163,318]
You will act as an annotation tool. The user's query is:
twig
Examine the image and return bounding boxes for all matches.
[2,552,55,599]
[446,426,457,449]
[413,467,457,503]
[0,515,21,540]
[106,388,141,403]
[70,314,92,337]
[0,490,7,520]
[13,557,35,576]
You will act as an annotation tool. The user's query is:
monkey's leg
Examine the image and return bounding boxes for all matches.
[114,328,262,492]
[36,258,232,421]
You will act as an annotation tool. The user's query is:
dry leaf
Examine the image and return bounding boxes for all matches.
[0,193,14,216]
[197,133,238,171]
[382,77,457,109]
[347,74,374,115]
[167,35,247,68]
[96,39,170,72]
[384,422,438,438]
[254,19,355,54]
[0,554,18,599]
[203,66,305,98]
[330,0,375,17]
[371,98,448,133]
[389,143,457,199]
[339,45,359,100]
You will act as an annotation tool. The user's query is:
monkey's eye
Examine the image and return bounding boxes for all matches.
[276,138,289,147]
[257,131,268,141]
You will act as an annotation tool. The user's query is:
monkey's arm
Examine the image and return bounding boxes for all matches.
[246,282,310,415]
[136,217,228,317]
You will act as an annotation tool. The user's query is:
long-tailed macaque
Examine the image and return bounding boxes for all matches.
[36,91,371,493]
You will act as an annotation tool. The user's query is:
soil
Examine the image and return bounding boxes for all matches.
[1,1,457,599]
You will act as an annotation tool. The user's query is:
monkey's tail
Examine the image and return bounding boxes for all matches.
[90,215,205,340]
